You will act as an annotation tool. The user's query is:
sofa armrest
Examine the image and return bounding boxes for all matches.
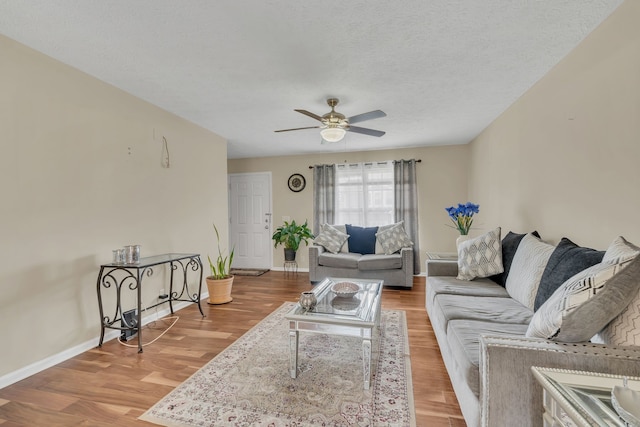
[308,245,324,282]
[400,247,414,287]
[479,335,640,427]
[426,259,458,277]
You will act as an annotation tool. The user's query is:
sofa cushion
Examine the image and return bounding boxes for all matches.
[317,252,361,269]
[358,253,403,270]
[457,227,504,281]
[603,235,640,263]
[376,223,413,255]
[534,238,604,311]
[427,276,509,308]
[314,224,349,254]
[527,253,640,342]
[446,319,530,397]
[433,294,533,331]
[594,285,640,347]
[506,234,555,310]
[489,231,541,287]
[346,224,378,255]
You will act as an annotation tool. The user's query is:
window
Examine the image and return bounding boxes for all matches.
[334,161,394,226]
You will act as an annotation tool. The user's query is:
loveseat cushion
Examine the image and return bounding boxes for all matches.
[446,319,530,397]
[346,224,378,255]
[314,224,349,254]
[318,252,361,269]
[357,253,403,270]
[433,294,533,331]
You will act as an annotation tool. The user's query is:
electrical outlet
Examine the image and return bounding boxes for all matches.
[121,309,138,341]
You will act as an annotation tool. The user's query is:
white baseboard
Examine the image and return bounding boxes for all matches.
[269,266,309,272]
[0,296,208,390]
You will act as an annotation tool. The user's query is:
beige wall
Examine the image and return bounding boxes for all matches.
[0,36,229,378]
[469,0,640,249]
[228,145,470,271]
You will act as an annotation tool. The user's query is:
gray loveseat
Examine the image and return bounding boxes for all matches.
[309,245,413,288]
[308,223,414,288]
[426,234,640,426]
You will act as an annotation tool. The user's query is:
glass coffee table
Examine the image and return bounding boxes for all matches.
[285,277,383,390]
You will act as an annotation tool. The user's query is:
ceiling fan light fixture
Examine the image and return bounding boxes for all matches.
[320,126,346,142]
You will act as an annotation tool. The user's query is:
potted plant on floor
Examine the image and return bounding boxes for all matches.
[206,224,235,304]
[272,219,314,261]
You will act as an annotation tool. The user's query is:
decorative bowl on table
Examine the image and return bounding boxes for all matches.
[331,281,360,298]
[612,385,640,427]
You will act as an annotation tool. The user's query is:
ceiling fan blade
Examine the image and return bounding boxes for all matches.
[274,126,320,133]
[294,109,324,122]
[347,125,385,137]
[348,110,386,124]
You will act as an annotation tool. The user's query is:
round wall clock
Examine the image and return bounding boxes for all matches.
[288,173,306,192]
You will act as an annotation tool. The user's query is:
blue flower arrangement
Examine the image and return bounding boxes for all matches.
[445,202,480,235]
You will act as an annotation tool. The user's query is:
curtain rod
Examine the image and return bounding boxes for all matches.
[308,159,421,169]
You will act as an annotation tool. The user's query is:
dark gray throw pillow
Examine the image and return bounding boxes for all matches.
[489,230,540,287]
[533,237,604,311]
[345,224,379,255]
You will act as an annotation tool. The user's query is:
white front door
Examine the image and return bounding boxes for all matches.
[229,172,272,269]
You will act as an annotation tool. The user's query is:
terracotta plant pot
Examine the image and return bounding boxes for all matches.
[205,275,234,305]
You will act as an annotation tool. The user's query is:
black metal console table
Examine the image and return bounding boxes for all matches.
[96,253,205,353]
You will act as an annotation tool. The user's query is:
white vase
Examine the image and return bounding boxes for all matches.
[456,234,471,248]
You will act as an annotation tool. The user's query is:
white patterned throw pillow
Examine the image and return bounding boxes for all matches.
[527,254,640,342]
[376,223,413,255]
[592,236,640,346]
[457,227,504,281]
[505,233,555,310]
[313,224,349,254]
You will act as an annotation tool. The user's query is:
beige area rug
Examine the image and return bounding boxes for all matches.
[140,302,415,426]
[229,268,269,276]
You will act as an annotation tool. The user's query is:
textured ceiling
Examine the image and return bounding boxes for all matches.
[0,1,623,159]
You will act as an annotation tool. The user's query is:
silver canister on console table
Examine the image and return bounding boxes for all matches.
[124,245,141,264]
[299,291,317,310]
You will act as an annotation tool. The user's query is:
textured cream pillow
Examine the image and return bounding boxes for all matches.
[457,227,504,281]
[376,223,413,255]
[313,224,349,254]
[527,255,640,342]
[505,234,554,310]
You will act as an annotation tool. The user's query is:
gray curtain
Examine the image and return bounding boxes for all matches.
[312,164,335,235]
[394,159,420,274]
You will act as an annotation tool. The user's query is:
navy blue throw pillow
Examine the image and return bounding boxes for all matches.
[533,237,604,311]
[489,230,541,287]
[345,224,379,255]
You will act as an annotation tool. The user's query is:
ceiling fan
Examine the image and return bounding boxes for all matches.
[274,98,386,143]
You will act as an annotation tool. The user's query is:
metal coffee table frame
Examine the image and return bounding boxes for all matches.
[285,277,383,390]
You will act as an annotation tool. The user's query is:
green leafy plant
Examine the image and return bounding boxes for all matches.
[272,220,314,252]
[208,224,235,279]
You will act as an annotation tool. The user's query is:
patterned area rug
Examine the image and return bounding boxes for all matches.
[229,268,269,276]
[140,302,415,426]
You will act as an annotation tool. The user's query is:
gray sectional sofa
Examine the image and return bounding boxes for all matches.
[426,233,640,426]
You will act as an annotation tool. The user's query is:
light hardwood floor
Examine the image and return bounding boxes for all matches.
[0,272,464,426]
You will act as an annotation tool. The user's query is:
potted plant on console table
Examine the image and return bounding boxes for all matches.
[272,219,314,262]
[206,224,235,304]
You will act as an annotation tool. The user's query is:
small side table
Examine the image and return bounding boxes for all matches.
[284,260,298,275]
[532,367,640,427]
